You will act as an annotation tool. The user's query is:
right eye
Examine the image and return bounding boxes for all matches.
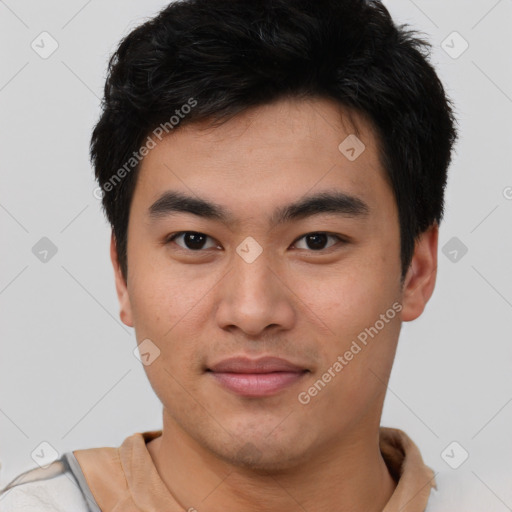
[165,231,222,251]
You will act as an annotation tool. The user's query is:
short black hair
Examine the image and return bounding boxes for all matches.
[91,0,459,284]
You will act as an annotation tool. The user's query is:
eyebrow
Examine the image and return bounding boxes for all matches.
[148,190,370,227]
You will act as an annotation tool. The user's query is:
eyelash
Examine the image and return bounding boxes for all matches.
[164,231,348,253]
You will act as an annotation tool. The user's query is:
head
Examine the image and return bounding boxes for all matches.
[91,0,458,470]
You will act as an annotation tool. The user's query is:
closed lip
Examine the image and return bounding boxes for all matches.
[207,356,308,374]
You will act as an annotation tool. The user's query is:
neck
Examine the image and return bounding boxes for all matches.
[147,410,397,512]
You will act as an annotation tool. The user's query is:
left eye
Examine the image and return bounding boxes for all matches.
[293,232,343,251]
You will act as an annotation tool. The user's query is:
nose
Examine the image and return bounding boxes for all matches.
[214,249,296,337]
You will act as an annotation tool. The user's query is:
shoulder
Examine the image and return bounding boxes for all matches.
[426,467,512,511]
[0,455,92,512]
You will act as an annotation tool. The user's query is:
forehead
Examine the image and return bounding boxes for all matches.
[133,96,393,224]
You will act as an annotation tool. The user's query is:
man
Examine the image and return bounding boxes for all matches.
[1,0,478,510]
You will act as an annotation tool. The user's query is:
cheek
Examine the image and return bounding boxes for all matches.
[127,265,214,376]
[295,257,401,385]
[129,273,207,398]
[295,260,396,330]
[303,305,401,426]
[127,257,207,331]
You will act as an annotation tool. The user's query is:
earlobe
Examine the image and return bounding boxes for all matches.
[110,232,134,328]
[400,223,439,322]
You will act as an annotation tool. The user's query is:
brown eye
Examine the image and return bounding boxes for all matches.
[167,232,219,251]
[293,232,344,251]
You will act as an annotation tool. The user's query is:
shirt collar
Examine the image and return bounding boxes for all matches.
[74,426,437,512]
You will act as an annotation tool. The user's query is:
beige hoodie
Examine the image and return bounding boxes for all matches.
[72,426,437,512]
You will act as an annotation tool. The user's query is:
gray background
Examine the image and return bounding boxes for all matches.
[1,0,511,502]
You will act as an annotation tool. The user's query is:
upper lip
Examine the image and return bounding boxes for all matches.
[207,356,307,374]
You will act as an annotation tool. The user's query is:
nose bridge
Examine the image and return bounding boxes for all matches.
[231,245,279,305]
[215,243,294,334]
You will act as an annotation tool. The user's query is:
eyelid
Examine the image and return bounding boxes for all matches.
[291,232,347,251]
[166,231,221,250]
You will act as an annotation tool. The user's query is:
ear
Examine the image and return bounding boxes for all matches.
[400,223,439,322]
[110,232,134,327]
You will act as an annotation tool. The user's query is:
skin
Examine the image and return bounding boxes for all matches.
[110,96,438,512]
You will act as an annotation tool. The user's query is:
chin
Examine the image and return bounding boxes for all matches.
[213,431,312,473]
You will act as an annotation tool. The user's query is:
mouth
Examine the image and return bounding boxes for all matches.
[206,356,310,397]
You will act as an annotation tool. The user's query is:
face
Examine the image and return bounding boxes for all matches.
[112,97,438,470]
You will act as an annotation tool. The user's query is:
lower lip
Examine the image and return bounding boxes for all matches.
[209,371,307,397]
